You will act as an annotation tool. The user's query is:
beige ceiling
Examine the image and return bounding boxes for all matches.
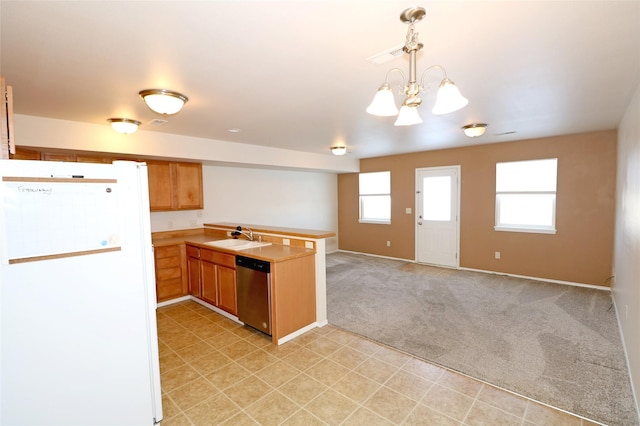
[1,1,639,160]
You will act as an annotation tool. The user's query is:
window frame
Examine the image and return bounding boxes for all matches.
[358,171,391,224]
[494,159,558,234]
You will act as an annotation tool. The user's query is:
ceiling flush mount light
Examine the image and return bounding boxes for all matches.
[139,89,188,115]
[107,118,141,134]
[462,123,488,137]
[367,6,468,126]
[330,146,348,156]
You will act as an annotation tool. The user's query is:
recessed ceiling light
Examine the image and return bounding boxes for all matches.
[227,128,241,133]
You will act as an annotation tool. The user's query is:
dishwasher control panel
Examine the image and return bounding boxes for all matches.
[235,255,271,273]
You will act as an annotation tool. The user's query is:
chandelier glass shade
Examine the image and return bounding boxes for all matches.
[365,83,399,116]
[395,106,423,126]
[107,118,141,134]
[367,7,468,126]
[139,89,188,115]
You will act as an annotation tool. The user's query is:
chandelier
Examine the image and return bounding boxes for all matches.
[366,7,468,126]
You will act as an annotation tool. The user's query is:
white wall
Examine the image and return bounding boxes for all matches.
[151,165,339,252]
[13,115,359,174]
[613,80,640,417]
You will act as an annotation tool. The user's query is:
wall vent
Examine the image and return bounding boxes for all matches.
[366,45,405,65]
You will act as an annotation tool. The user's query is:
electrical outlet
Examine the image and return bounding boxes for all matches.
[283,238,290,246]
[495,251,501,259]
[189,219,197,227]
[196,210,203,218]
[168,221,173,229]
[387,241,391,247]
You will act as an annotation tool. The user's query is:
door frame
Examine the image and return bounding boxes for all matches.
[415,165,461,268]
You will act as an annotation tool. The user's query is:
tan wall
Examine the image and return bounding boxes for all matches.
[337,130,617,286]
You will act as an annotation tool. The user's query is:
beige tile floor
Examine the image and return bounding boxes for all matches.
[157,301,599,426]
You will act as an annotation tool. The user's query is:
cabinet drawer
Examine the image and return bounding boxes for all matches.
[155,255,181,269]
[156,266,182,281]
[186,245,200,258]
[155,245,181,258]
[157,278,184,301]
[200,249,235,268]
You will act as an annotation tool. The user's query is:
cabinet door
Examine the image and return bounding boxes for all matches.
[173,162,203,210]
[10,147,40,160]
[187,256,202,297]
[41,152,77,162]
[217,265,237,315]
[201,260,217,305]
[147,161,174,211]
[76,155,112,164]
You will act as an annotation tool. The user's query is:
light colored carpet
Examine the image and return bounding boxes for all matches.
[326,251,638,426]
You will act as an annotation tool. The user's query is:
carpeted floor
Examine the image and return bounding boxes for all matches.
[326,251,638,426]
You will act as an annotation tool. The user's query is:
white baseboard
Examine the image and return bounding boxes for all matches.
[611,295,640,421]
[333,249,610,291]
[277,322,318,345]
[459,267,610,291]
[156,295,190,308]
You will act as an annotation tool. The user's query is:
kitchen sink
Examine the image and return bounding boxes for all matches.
[204,239,272,251]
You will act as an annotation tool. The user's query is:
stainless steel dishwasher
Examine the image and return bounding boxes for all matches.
[235,255,272,336]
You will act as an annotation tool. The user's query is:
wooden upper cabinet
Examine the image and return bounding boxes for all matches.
[10,147,41,160]
[76,155,112,164]
[41,152,77,162]
[147,161,202,211]
[8,147,203,212]
[147,161,174,211]
[174,162,204,210]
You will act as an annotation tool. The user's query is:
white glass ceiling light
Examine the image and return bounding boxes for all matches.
[366,83,399,116]
[107,118,141,134]
[139,89,188,115]
[432,79,469,115]
[462,123,488,137]
[367,7,468,126]
[395,106,423,126]
[330,146,347,156]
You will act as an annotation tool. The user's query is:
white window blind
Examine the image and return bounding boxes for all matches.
[495,159,557,234]
[359,171,390,224]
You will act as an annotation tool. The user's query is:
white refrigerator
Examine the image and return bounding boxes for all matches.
[0,159,162,425]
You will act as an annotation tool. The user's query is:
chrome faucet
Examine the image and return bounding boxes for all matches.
[231,226,253,241]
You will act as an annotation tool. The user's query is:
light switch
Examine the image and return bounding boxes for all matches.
[406,207,412,214]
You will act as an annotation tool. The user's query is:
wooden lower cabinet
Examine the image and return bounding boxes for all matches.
[216,265,237,314]
[187,249,202,298]
[200,260,217,305]
[154,244,188,302]
[186,245,237,315]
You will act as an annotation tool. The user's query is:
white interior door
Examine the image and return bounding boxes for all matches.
[416,166,460,267]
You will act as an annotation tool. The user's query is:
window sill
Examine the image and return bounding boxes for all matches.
[494,226,556,235]
[359,219,391,225]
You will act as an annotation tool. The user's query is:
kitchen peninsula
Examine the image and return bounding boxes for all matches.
[152,223,335,345]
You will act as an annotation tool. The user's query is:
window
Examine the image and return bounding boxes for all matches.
[359,171,390,224]
[495,158,557,234]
